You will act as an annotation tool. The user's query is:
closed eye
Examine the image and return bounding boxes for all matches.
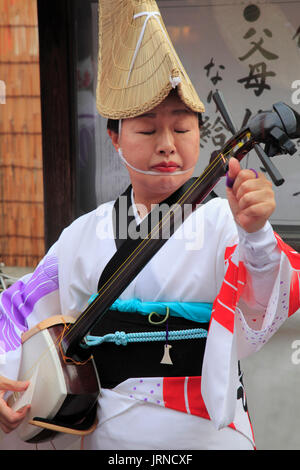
[138,129,190,135]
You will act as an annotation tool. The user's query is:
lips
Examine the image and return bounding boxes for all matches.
[151,161,181,173]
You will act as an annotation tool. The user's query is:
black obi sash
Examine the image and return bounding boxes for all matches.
[90,311,209,389]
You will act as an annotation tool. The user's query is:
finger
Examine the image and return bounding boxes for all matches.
[239,201,275,219]
[0,422,12,433]
[0,402,30,432]
[232,168,261,192]
[0,376,29,392]
[235,179,273,204]
[226,158,240,188]
[237,187,274,211]
[0,416,23,433]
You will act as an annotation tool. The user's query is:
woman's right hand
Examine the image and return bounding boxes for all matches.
[0,375,30,433]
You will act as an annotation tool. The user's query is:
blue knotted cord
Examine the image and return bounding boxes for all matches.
[82,328,207,348]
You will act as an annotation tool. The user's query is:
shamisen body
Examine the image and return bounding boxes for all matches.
[2,90,300,450]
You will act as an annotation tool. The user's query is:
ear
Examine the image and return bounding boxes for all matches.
[107,129,119,152]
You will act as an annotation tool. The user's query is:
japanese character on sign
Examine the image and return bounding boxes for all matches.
[237,62,275,97]
[239,27,279,62]
[200,115,227,150]
[238,26,278,96]
[204,58,225,103]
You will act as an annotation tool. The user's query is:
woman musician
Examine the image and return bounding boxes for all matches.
[1,0,299,450]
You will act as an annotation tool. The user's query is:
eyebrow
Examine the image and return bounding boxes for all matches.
[136,109,193,119]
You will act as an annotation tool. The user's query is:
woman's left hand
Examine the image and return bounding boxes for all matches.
[226,157,276,233]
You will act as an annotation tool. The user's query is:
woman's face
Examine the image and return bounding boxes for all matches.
[108,93,200,206]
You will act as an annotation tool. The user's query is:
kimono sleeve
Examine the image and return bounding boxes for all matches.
[202,220,300,429]
[235,232,300,359]
[0,244,61,381]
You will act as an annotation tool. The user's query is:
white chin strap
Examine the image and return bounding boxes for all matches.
[117,120,194,176]
[118,148,193,176]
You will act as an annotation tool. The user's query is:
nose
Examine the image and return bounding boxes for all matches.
[155,129,176,156]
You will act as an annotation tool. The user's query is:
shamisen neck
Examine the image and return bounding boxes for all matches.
[131,180,191,218]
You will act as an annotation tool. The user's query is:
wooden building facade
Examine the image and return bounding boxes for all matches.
[0,0,44,267]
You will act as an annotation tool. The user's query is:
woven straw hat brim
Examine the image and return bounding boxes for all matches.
[96,0,205,119]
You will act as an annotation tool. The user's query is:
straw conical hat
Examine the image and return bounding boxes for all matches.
[96,0,205,119]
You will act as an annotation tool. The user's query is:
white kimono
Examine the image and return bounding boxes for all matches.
[0,194,299,450]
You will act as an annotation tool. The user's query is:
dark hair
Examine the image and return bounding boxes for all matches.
[107,113,203,134]
[107,118,120,134]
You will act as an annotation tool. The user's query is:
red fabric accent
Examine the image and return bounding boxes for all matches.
[211,242,247,333]
[217,287,236,310]
[212,299,235,333]
[224,244,238,261]
[162,376,253,446]
[275,233,300,270]
[163,377,240,430]
[289,271,300,317]
[163,377,211,421]
[211,258,240,333]
[163,377,187,414]
[214,233,300,332]
[223,259,239,286]
[274,233,300,316]
[187,376,210,419]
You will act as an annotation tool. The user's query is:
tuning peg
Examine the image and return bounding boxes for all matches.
[254,144,284,186]
[212,90,237,135]
[212,90,286,186]
[269,127,297,155]
[273,102,300,139]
